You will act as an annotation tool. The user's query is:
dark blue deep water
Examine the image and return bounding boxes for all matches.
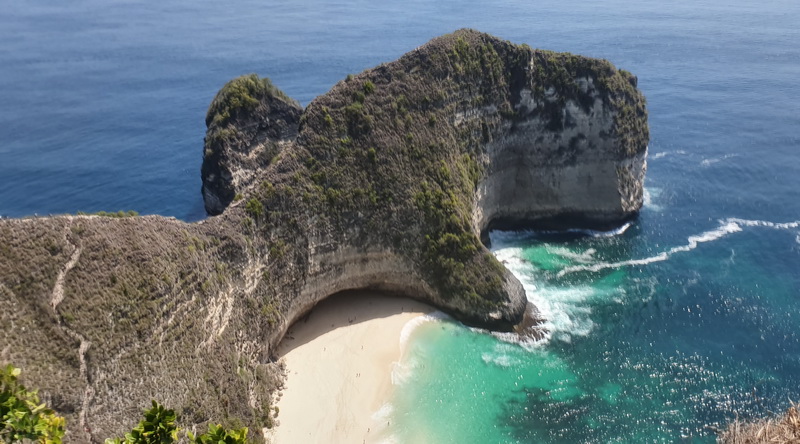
[2,0,799,442]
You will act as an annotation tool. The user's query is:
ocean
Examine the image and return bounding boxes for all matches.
[2,0,799,442]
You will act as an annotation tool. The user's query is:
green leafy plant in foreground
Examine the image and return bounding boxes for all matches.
[107,401,248,444]
[0,364,65,444]
[105,401,179,444]
[188,423,248,444]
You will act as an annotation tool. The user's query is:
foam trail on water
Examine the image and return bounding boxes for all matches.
[651,150,686,160]
[557,218,800,277]
[728,218,800,229]
[701,153,739,167]
[547,246,597,263]
[564,222,632,238]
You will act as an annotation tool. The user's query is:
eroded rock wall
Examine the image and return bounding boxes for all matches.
[474,80,647,233]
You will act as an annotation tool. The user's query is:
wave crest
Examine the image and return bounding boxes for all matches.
[557,218,799,277]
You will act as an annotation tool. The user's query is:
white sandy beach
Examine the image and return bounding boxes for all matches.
[270,291,431,444]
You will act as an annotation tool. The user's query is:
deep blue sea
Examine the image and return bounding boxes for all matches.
[2,0,799,442]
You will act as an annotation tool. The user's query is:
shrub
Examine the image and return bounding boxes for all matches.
[0,364,65,444]
[188,423,247,444]
[108,401,249,444]
[245,198,264,220]
[363,80,375,95]
[206,74,298,127]
[344,102,371,137]
[105,401,178,444]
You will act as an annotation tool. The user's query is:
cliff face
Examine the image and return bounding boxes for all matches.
[0,29,648,441]
[474,69,647,233]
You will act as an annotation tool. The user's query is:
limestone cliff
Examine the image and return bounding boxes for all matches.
[0,29,647,441]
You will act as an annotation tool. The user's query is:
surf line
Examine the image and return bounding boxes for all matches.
[557,218,800,277]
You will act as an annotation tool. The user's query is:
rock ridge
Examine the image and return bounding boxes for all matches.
[0,29,648,440]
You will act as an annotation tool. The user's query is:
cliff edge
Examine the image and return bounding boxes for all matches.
[0,29,648,441]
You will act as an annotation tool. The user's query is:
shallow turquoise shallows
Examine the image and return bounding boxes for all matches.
[2,0,799,442]
[390,219,800,442]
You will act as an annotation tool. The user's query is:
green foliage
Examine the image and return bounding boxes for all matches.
[107,402,250,444]
[322,107,334,128]
[343,102,372,137]
[207,128,237,148]
[446,36,504,85]
[0,365,65,444]
[188,424,248,444]
[244,198,264,220]
[206,74,298,127]
[362,80,375,95]
[105,401,179,444]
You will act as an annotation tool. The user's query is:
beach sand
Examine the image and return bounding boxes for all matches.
[270,291,432,444]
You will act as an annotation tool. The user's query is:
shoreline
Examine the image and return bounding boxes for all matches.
[270,291,432,444]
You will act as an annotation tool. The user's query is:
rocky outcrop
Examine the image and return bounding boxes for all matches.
[201,75,302,215]
[0,29,647,441]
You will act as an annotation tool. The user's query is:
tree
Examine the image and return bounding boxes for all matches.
[0,364,65,444]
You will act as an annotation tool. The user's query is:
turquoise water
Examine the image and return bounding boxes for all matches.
[390,220,800,442]
[2,0,800,442]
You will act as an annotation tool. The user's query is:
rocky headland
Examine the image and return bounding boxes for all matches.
[0,29,648,441]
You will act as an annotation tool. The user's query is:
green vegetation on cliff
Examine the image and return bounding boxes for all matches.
[219,29,647,321]
[1,29,649,440]
[206,74,298,127]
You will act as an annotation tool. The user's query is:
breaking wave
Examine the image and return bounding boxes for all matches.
[557,218,800,277]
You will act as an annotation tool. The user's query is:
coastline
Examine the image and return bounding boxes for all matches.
[270,291,432,444]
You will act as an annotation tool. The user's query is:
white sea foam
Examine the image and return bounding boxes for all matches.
[651,150,687,160]
[557,218,800,277]
[728,218,800,230]
[398,311,449,352]
[372,402,394,422]
[643,187,664,212]
[700,153,738,167]
[564,222,632,238]
[392,311,449,386]
[490,226,635,346]
[481,352,519,368]
[489,222,631,244]
[492,244,610,345]
[480,342,528,367]
[547,246,597,264]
